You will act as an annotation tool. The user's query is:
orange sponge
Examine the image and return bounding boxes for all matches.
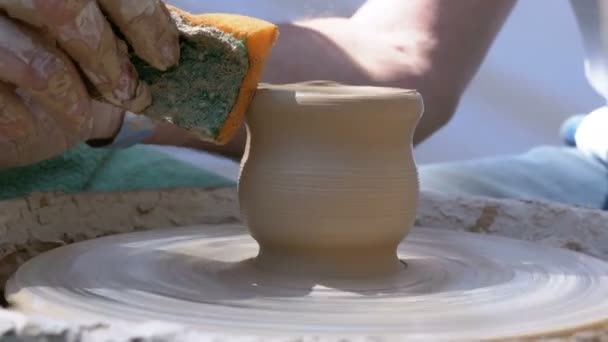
[133,6,279,144]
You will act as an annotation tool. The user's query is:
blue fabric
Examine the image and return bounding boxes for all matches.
[560,114,586,147]
[2,111,604,211]
[0,144,235,201]
[419,146,608,210]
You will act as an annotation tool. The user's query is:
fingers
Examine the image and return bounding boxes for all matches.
[0,82,71,168]
[0,15,93,144]
[0,0,151,112]
[97,0,180,71]
[0,85,125,169]
[0,85,124,168]
[0,82,35,168]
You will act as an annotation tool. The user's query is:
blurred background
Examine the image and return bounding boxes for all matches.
[415,0,604,163]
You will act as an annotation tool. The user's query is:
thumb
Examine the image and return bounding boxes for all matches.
[86,101,158,149]
[88,100,125,141]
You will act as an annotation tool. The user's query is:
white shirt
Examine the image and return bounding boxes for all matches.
[561,1,608,163]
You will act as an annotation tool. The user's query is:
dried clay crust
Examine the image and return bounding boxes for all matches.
[1,189,608,340]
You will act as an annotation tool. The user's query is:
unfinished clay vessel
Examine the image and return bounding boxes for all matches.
[238,82,424,276]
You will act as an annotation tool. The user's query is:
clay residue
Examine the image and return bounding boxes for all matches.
[131,11,249,141]
[468,205,498,233]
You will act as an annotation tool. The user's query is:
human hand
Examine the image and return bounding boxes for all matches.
[0,0,180,169]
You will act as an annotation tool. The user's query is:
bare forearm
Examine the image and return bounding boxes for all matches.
[147,0,516,155]
[414,0,516,142]
[397,0,517,99]
[386,0,517,142]
[265,0,517,143]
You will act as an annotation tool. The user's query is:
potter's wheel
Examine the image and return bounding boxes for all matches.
[6,224,608,341]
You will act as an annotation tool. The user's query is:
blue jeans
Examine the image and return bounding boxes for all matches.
[419,146,608,210]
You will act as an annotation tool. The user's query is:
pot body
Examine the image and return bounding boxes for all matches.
[238,82,423,275]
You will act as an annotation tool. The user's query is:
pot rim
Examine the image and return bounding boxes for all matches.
[257,81,422,102]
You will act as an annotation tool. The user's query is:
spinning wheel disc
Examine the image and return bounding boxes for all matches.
[6,224,608,341]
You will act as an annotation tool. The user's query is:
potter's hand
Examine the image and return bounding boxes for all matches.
[0,0,180,169]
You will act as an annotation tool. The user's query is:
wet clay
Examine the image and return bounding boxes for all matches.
[0,1,180,169]
[239,82,423,276]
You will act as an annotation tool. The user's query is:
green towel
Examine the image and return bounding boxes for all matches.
[0,144,236,201]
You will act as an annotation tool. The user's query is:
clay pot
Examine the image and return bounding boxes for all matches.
[238,82,424,277]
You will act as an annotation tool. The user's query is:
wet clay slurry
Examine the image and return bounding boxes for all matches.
[6,84,608,341]
[7,225,608,340]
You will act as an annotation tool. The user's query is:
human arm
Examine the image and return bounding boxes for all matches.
[147,0,516,157]
[364,0,516,143]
